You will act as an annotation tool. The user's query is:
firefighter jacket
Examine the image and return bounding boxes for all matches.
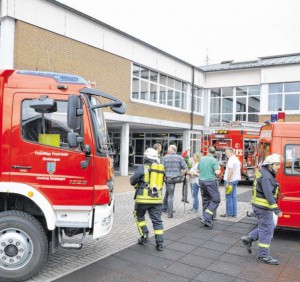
[252,166,281,214]
[130,162,164,204]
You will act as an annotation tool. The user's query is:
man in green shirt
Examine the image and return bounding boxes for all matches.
[198,146,221,228]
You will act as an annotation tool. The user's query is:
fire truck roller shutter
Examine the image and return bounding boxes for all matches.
[0,182,56,230]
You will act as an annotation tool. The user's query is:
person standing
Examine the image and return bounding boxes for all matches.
[188,153,201,214]
[198,146,221,228]
[221,147,241,218]
[162,145,188,218]
[130,148,165,251]
[153,143,162,163]
[181,148,192,203]
[241,153,282,265]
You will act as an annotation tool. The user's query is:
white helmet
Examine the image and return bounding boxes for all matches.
[262,153,281,165]
[144,148,158,161]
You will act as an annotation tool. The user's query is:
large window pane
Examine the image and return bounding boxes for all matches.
[174,91,181,108]
[222,87,233,97]
[248,114,259,122]
[210,98,221,113]
[167,77,174,88]
[175,80,181,90]
[140,80,149,101]
[182,92,187,110]
[141,67,149,79]
[167,90,174,106]
[249,85,260,96]
[150,83,157,102]
[269,83,283,93]
[236,114,246,121]
[285,94,299,110]
[285,82,300,93]
[211,88,221,97]
[236,86,247,96]
[222,97,233,113]
[150,70,158,83]
[159,86,166,105]
[236,97,246,112]
[222,114,233,123]
[210,115,220,123]
[132,78,139,99]
[268,94,282,111]
[160,74,167,85]
[248,96,260,112]
[133,64,140,77]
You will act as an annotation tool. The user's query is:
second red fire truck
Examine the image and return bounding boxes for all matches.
[202,126,260,181]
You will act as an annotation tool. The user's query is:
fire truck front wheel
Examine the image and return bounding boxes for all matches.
[0,210,48,281]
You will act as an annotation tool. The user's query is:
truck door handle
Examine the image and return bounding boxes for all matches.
[12,165,32,170]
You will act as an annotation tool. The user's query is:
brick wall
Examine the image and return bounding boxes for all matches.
[14,21,203,126]
[259,115,300,122]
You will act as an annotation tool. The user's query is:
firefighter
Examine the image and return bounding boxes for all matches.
[198,146,221,228]
[241,153,282,265]
[130,148,165,251]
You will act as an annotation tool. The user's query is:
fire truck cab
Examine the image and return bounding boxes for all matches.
[0,70,125,281]
[202,127,259,181]
[257,122,300,229]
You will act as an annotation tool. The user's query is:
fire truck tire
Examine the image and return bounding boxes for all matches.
[0,210,48,282]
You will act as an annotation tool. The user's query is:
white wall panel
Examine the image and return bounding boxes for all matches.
[261,65,300,83]
[194,70,205,87]
[13,0,66,34]
[103,28,133,59]
[65,11,104,48]
[205,69,261,88]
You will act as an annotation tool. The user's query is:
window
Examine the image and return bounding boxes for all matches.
[193,87,203,113]
[22,99,73,149]
[210,85,260,124]
[131,64,189,111]
[268,82,300,111]
[285,145,300,175]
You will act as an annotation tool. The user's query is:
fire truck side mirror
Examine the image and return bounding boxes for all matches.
[67,132,84,148]
[67,95,83,130]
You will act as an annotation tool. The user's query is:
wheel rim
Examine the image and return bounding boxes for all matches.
[0,228,33,270]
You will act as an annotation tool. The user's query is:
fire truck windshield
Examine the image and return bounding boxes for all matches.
[89,96,109,152]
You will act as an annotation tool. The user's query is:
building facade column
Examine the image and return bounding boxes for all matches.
[183,130,190,152]
[0,16,15,68]
[120,123,129,176]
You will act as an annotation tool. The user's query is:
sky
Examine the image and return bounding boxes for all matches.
[58,0,300,66]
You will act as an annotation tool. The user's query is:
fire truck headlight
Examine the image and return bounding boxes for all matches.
[102,215,112,227]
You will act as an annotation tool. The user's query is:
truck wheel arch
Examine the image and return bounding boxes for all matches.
[0,182,56,230]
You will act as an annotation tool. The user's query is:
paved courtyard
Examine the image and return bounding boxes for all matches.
[28,177,252,282]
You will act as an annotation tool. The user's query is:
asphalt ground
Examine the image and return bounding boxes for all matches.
[54,214,300,282]
[27,178,300,282]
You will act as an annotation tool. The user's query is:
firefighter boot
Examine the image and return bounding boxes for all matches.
[241,234,254,254]
[258,256,279,265]
[138,235,150,245]
[156,244,164,251]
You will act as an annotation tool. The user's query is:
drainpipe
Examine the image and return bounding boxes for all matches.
[190,66,195,130]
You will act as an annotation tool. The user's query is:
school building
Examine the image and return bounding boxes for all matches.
[1,0,300,175]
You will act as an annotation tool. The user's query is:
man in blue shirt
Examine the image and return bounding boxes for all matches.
[162,145,188,218]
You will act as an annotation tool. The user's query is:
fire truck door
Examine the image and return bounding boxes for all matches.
[9,94,94,206]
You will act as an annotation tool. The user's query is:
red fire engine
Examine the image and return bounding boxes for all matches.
[257,121,300,229]
[0,70,125,281]
[202,127,260,181]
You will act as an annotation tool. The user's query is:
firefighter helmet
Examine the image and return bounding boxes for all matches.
[144,148,158,161]
[262,153,281,165]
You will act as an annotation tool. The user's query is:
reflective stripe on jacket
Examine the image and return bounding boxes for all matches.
[252,167,279,211]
